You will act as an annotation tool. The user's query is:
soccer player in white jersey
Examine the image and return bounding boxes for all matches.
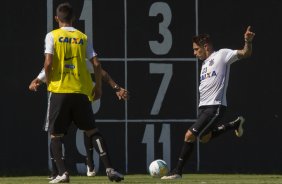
[162,26,255,180]
[29,68,128,179]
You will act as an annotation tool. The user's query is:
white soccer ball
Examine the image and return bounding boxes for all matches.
[148,159,169,178]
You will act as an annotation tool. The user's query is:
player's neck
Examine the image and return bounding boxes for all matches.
[206,49,214,59]
[59,22,72,28]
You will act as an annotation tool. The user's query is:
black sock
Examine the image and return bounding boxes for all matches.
[84,133,94,170]
[211,124,226,139]
[175,142,194,174]
[50,137,66,176]
[49,143,58,176]
[211,121,237,140]
[90,132,112,169]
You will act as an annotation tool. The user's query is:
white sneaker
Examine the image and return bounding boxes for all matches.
[47,175,56,180]
[235,116,245,137]
[87,165,96,177]
[49,173,69,183]
[161,169,182,180]
[161,174,182,180]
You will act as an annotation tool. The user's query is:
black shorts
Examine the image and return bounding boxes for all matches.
[44,93,96,135]
[189,105,226,137]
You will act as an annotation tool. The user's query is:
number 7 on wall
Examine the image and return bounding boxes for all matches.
[150,63,173,115]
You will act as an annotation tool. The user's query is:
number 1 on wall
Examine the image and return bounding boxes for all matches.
[142,124,171,170]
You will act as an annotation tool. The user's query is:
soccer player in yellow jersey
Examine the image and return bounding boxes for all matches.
[43,2,124,183]
[29,68,129,100]
[29,68,129,179]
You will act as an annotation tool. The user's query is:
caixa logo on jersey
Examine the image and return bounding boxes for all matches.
[65,64,75,69]
[59,37,84,45]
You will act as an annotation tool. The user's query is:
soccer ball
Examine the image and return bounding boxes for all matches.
[148,159,169,178]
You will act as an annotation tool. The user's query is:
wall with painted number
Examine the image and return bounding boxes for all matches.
[0,0,281,175]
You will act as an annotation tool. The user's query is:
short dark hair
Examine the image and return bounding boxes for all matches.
[56,2,74,23]
[192,34,212,46]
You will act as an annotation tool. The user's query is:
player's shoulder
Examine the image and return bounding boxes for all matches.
[51,28,61,34]
[74,28,84,34]
[216,48,236,56]
[217,48,238,63]
[45,30,55,41]
[76,29,88,39]
[69,28,88,40]
[49,28,63,38]
[218,48,234,53]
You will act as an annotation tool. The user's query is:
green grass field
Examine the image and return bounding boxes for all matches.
[0,174,282,184]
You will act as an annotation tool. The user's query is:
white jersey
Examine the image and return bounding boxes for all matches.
[199,49,239,107]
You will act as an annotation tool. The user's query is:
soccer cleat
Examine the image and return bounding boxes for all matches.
[87,165,96,177]
[48,175,57,180]
[234,116,245,137]
[49,172,70,183]
[106,168,124,182]
[161,169,182,180]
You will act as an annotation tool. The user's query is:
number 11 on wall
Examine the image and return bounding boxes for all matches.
[142,124,171,170]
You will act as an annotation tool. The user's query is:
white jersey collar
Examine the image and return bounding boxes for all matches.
[60,27,76,31]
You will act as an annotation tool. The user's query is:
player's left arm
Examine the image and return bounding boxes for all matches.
[44,53,53,85]
[237,26,255,59]
[29,78,43,91]
[90,56,102,100]
[28,68,47,91]
[101,69,129,100]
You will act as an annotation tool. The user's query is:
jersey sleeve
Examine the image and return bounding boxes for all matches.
[86,38,97,60]
[44,32,54,54]
[219,49,239,64]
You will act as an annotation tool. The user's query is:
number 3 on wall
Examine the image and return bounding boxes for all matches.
[149,2,172,55]
[146,3,173,169]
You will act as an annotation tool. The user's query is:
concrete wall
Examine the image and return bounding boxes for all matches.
[0,0,281,175]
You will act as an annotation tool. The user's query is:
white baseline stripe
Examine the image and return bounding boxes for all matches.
[99,58,197,62]
[124,0,129,173]
[96,119,196,123]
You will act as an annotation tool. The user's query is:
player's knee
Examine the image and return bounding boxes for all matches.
[50,134,64,139]
[184,130,196,142]
[85,128,100,137]
[200,133,212,143]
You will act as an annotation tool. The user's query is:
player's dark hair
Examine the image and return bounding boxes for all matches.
[192,34,212,46]
[56,2,74,23]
